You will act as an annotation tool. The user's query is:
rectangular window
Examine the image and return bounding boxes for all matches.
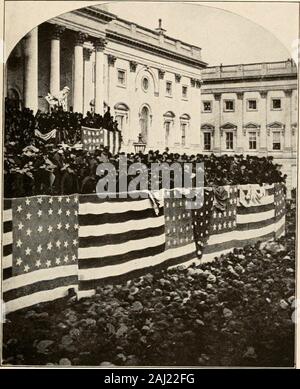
[182,86,188,99]
[166,81,172,96]
[181,123,186,146]
[226,132,234,150]
[203,101,212,112]
[248,99,257,110]
[204,132,211,150]
[272,98,281,110]
[224,100,235,112]
[273,131,281,150]
[249,131,257,150]
[117,70,126,86]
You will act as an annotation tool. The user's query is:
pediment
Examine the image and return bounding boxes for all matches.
[267,121,285,129]
[244,122,260,129]
[220,122,237,129]
[201,123,215,130]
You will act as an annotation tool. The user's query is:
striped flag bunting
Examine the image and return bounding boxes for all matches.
[34,128,57,141]
[81,126,121,154]
[78,194,166,292]
[2,195,79,313]
[2,183,287,312]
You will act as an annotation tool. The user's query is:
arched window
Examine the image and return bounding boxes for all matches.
[180,114,190,146]
[114,102,129,131]
[163,111,175,146]
[139,105,152,143]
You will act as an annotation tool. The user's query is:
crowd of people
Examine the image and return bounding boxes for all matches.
[5,98,120,147]
[4,101,286,198]
[3,201,295,366]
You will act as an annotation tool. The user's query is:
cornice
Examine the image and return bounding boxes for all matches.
[202,73,297,85]
[202,84,298,94]
[74,7,117,24]
[105,30,207,70]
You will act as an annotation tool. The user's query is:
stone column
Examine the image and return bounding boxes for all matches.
[23,27,38,112]
[94,38,107,115]
[73,32,87,113]
[50,25,64,96]
[83,48,93,114]
[284,89,293,151]
[213,93,221,153]
[259,91,268,152]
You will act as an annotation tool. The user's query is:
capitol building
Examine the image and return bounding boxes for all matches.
[5,5,298,189]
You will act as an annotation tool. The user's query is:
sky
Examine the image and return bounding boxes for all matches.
[99,1,299,66]
[4,1,299,66]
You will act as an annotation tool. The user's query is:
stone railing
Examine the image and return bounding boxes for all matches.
[202,60,297,80]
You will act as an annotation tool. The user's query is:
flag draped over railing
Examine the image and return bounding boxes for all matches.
[2,183,286,313]
[81,126,121,154]
[34,128,57,141]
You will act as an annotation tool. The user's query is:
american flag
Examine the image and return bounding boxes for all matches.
[274,183,286,238]
[2,184,287,311]
[81,126,121,155]
[201,184,286,262]
[163,189,197,268]
[2,195,79,313]
[192,189,214,259]
[77,193,166,293]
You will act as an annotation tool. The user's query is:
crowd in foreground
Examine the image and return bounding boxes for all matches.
[4,101,286,198]
[3,201,295,366]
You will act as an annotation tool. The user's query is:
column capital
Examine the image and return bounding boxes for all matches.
[130,60,138,72]
[284,89,293,97]
[175,73,181,83]
[237,92,244,100]
[195,79,202,88]
[190,78,196,87]
[107,54,117,66]
[94,38,107,52]
[75,32,88,46]
[214,93,221,101]
[51,24,65,40]
[158,69,165,79]
[259,90,268,98]
[83,48,93,61]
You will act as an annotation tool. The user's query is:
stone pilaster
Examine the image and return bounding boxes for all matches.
[94,38,107,115]
[259,91,268,152]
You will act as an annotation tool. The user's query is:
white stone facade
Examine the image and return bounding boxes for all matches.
[5,6,298,190]
[201,61,297,191]
[6,6,205,153]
